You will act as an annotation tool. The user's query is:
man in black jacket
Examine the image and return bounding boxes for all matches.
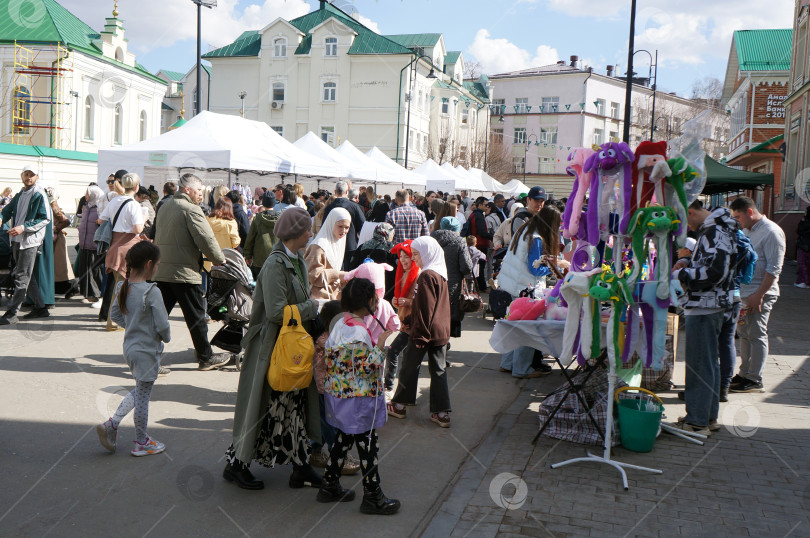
[322,180,365,268]
[469,197,492,290]
[226,190,250,249]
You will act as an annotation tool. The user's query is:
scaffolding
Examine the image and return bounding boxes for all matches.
[11,41,74,150]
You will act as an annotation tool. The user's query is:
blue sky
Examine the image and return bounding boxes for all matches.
[66,0,794,96]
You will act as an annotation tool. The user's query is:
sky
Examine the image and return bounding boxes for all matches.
[63,0,795,97]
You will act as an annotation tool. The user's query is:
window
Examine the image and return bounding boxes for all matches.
[539,126,557,144]
[538,157,555,174]
[417,89,423,110]
[114,104,122,145]
[593,128,604,146]
[12,86,30,134]
[424,93,430,110]
[608,130,618,142]
[421,133,427,153]
[492,98,505,114]
[271,125,284,137]
[492,128,504,144]
[541,96,559,112]
[322,81,337,102]
[325,37,338,56]
[321,126,335,146]
[511,156,525,174]
[596,99,606,116]
[513,127,526,144]
[610,101,620,119]
[139,111,147,141]
[115,47,124,62]
[274,38,287,58]
[441,98,449,114]
[516,97,529,113]
[83,95,94,140]
[460,146,467,162]
[461,108,469,124]
[409,129,414,146]
[192,88,198,116]
[272,82,285,102]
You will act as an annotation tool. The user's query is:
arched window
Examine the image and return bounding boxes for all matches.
[322,81,336,102]
[13,86,30,134]
[274,38,287,57]
[139,111,147,141]
[191,88,198,115]
[114,104,122,145]
[325,37,338,56]
[115,47,124,62]
[84,96,94,140]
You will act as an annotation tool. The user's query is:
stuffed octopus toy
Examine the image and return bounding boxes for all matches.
[583,142,635,245]
[588,264,634,369]
[627,205,681,301]
[562,147,595,239]
[663,156,700,248]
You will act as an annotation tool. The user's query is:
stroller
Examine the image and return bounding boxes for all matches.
[206,248,254,370]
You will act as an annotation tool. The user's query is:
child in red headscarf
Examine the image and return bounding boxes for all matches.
[384,240,420,398]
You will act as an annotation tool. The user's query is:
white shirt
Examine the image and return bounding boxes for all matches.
[100,194,145,233]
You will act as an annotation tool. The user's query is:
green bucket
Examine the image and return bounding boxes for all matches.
[616,396,663,453]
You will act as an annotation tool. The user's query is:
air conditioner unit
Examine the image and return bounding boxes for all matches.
[271,101,284,109]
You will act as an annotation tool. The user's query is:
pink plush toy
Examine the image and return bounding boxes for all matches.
[506,297,547,321]
[562,147,595,239]
[343,260,393,298]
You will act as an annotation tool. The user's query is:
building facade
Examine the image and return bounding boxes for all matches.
[157,64,211,133]
[722,29,791,217]
[202,1,489,169]
[486,59,728,199]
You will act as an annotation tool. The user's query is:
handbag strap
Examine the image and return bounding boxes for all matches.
[111,198,134,231]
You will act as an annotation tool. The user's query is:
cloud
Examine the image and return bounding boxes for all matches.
[352,14,381,34]
[467,29,559,74]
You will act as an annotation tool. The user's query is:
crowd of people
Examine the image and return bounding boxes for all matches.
[0,164,799,509]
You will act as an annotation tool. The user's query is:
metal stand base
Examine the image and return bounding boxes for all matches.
[551,450,662,491]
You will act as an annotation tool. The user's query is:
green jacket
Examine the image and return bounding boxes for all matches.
[243,210,280,268]
[153,193,225,284]
[231,241,320,463]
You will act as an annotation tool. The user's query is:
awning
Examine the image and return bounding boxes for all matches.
[702,155,774,195]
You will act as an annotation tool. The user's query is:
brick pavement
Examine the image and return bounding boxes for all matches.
[427,263,810,537]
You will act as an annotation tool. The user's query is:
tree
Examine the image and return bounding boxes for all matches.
[463,61,482,81]
[690,77,723,108]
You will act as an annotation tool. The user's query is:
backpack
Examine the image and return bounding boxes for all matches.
[460,216,471,237]
[267,304,315,391]
[733,230,757,286]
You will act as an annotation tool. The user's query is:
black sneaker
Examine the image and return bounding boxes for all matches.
[0,314,19,326]
[729,374,746,386]
[677,391,685,401]
[719,386,729,402]
[198,353,230,371]
[158,366,171,377]
[729,379,764,393]
[536,362,553,373]
[22,307,50,320]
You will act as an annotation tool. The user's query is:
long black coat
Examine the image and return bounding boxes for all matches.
[431,229,473,337]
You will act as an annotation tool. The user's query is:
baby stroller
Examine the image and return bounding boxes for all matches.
[206,248,254,370]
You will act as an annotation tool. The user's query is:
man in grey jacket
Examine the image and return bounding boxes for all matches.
[153,173,229,370]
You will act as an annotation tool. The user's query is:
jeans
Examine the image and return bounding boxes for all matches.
[392,341,451,413]
[5,243,44,316]
[500,346,535,378]
[683,312,724,427]
[738,294,778,384]
[157,281,213,363]
[719,302,742,389]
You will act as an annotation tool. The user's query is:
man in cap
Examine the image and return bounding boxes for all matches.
[511,186,547,236]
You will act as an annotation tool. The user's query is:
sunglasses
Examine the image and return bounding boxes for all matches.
[106,180,116,185]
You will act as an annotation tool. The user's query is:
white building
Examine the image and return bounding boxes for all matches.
[157,63,212,133]
[202,0,489,169]
[486,58,728,197]
[0,1,167,204]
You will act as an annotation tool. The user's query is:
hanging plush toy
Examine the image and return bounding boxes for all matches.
[560,268,601,364]
[627,206,681,300]
[562,147,595,239]
[636,278,684,369]
[588,264,634,368]
[630,141,668,214]
[343,259,394,298]
[663,156,699,247]
[583,142,635,244]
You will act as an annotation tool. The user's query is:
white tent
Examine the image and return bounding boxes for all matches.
[468,168,509,194]
[412,159,459,193]
[294,132,377,181]
[97,111,343,185]
[365,147,427,187]
[499,179,531,196]
[333,141,397,186]
[450,164,488,192]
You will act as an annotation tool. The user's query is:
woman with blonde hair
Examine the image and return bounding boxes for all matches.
[293,183,307,209]
[205,196,241,271]
[0,186,13,209]
[212,185,229,206]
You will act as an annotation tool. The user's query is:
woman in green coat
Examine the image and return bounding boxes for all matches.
[223,207,323,490]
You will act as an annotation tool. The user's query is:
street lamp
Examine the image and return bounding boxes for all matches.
[403,52,437,168]
[69,90,79,152]
[653,116,670,141]
[523,133,538,184]
[632,48,658,141]
[238,91,246,117]
[621,0,637,143]
[191,0,216,117]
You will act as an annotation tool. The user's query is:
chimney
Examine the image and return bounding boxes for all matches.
[570,55,579,67]
[557,60,566,66]
[606,65,614,77]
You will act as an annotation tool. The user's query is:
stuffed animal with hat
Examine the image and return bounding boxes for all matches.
[562,147,595,239]
[627,205,681,300]
[343,259,393,298]
[663,156,699,247]
[588,264,634,368]
[630,141,668,214]
[559,267,601,364]
[583,142,635,244]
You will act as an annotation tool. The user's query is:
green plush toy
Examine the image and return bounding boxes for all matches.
[588,264,634,368]
[664,156,699,247]
[627,205,680,301]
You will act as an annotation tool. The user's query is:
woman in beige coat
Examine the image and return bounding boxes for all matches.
[304,207,351,301]
[204,197,240,271]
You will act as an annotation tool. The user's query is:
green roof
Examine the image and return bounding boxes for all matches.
[0,141,98,162]
[0,0,166,85]
[733,29,792,72]
[385,34,442,48]
[203,31,260,58]
[444,51,461,65]
[160,70,186,82]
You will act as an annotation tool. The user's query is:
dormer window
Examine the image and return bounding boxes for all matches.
[274,37,287,58]
[325,37,338,57]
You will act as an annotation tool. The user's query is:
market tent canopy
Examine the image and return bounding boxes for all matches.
[335,141,407,186]
[364,147,427,187]
[468,168,509,194]
[701,155,774,195]
[97,111,343,185]
[293,132,377,181]
[413,159,459,192]
[453,165,488,192]
[499,179,531,196]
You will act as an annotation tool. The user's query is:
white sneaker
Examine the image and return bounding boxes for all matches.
[90,300,102,309]
[131,437,165,457]
[96,420,117,453]
[385,390,394,402]
[794,282,808,288]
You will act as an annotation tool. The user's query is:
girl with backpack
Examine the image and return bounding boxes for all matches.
[96,241,170,456]
[318,278,400,515]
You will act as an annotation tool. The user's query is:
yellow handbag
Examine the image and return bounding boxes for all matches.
[267,304,315,391]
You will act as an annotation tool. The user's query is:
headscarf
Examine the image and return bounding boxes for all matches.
[373,222,395,242]
[86,185,105,208]
[509,203,523,218]
[411,235,447,280]
[391,240,419,299]
[312,207,351,270]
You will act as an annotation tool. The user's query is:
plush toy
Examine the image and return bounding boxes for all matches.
[542,281,568,320]
[343,259,393,298]
[560,268,601,364]
[627,206,681,300]
[506,297,547,321]
[562,147,595,239]
[630,141,668,214]
[664,156,699,247]
[584,142,635,244]
[588,264,634,368]
[636,278,684,369]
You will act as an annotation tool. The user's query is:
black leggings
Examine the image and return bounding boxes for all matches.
[384,332,410,390]
[324,430,380,488]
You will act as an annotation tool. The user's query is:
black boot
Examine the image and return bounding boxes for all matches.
[719,386,729,403]
[222,462,264,490]
[316,479,356,503]
[360,486,400,515]
[289,463,323,489]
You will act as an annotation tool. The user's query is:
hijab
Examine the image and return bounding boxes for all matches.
[86,185,105,208]
[312,207,351,270]
[391,240,419,299]
[411,235,447,281]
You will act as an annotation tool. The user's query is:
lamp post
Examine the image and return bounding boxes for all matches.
[653,116,670,141]
[191,0,216,117]
[632,48,658,141]
[523,133,538,184]
[69,90,79,152]
[404,53,437,169]
[238,91,246,117]
[622,0,637,143]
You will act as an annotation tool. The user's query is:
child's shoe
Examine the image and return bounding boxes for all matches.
[131,437,165,457]
[96,420,117,453]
